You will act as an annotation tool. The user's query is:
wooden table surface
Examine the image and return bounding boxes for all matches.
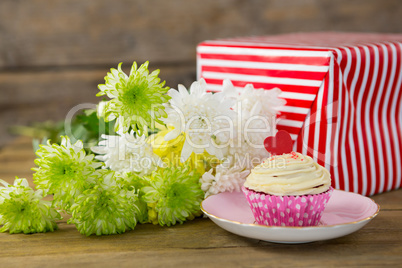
[0,137,401,267]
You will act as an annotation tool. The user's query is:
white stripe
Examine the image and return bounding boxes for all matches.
[325,55,334,174]
[313,80,325,161]
[393,43,402,189]
[197,46,331,58]
[199,59,329,72]
[196,54,202,80]
[292,136,299,151]
[365,45,380,196]
[290,134,298,140]
[302,109,311,155]
[202,72,323,87]
[374,45,388,194]
[382,43,397,192]
[355,46,370,196]
[278,106,310,114]
[340,47,353,192]
[331,46,343,177]
[205,84,316,102]
[348,47,361,193]
[332,49,344,190]
[301,109,311,156]
[333,48,343,65]
[279,92,316,101]
[277,119,304,128]
[206,84,316,101]
[200,40,332,50]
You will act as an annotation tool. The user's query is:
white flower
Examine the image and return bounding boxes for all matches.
[91,130,161,175]
[225,80,285,119]
[222,80,286,169]
[163,78,236,161]
[200,164,250,198]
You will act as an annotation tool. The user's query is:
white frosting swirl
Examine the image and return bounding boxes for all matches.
[244,152,331,195]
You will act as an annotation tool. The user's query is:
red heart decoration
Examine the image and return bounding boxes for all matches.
[264,130,293,155]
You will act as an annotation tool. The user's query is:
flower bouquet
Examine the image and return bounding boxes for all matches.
[0,61,285,235]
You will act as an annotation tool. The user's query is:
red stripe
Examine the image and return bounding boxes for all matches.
[364,44,381,195]
[292,136,299,151]
[198,53,330,66]
[338,47,353,193]
[296,132,303,152]
[276,125,302,135]
[378,44,394,193]
[277,111,309,122]
[343,46,358,193]
[337,72,347,192]
[295,131,304,153]
[201,66,327,80]
[359,45,376,195]
[370,44,386,195]
[328,53,341,190]
[349,47,363,194]
[334,48,348,193]
[382,43,398,191]
[337,48,350,77]
[351,46,369,195]
[387,43,402,191]
[280,99,313,109]
[317,76,329,168]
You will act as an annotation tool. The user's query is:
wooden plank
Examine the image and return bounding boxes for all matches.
[1,211,401,252]
[0,212,401,267]
[0,138,36,178]
[0,64,195,148]
[0,69,100,148]
[1,0,402,69]
[0,247,401,268]
[2,136,33,147]
[0,64,195,107]
[371,189,402,210]
[0,150,36,162]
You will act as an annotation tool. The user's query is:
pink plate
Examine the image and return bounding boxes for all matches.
[201,190,379,243]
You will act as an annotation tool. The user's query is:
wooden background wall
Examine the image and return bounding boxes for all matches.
[1,0,401,148]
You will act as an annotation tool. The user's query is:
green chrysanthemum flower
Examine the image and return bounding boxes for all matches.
[142,165,204,226]
[33,136,103,212]
[97,61,171,136]
[69,170,139,236]
[118,172,149,224]
[0,178,61,234]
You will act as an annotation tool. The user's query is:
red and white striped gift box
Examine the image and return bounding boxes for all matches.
[197,32,402,196]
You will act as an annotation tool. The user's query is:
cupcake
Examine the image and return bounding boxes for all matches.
[242,151,333,227]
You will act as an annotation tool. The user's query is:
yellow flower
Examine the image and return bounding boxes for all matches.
[147,126,219,175]
[147,203,159,225]
[148,125,185,161]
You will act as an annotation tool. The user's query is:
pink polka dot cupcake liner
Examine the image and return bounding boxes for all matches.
[242,186,334,227]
